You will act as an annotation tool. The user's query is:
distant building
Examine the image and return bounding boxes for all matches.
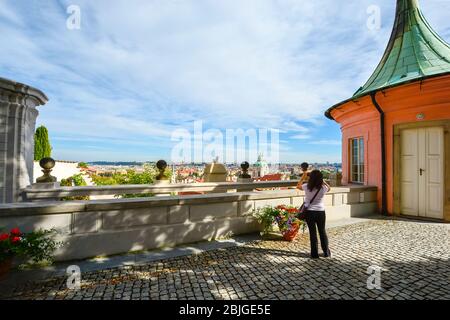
[253,154,270,179]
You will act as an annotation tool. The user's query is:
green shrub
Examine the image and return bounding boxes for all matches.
[60,174,89,201]
[91,163,172,198]
[72,174,87,186]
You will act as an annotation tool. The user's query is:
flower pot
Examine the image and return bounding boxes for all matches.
[0,257,13,280]
[282,224,300,241]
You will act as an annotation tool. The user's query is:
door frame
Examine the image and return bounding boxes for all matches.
[393,120,450,220]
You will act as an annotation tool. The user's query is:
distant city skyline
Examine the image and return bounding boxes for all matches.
[1,1,449,163]
[84,161,342,166]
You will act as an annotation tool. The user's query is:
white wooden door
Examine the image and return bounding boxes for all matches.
[400,129,419,216]
[400,127,444,219]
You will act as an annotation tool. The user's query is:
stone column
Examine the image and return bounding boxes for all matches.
[0,77,48,203]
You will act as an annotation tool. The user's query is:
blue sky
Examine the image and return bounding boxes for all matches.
[1,0,450,163]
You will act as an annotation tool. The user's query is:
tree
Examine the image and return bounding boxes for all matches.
[320,169,331,180]
[90,163,172,198]
[78,162,88,169]
[34,126,52,161]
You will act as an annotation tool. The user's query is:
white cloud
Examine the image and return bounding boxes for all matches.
[291,134,311,140]
[308,140,341,146]
[0,1,378,131]
[0,0,448,161]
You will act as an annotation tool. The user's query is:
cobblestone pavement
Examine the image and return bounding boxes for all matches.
[1,219,449,300]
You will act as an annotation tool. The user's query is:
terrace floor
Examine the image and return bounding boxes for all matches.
[1,217,449,300]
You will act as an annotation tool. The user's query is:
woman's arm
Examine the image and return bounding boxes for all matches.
[296,172,308,191]
[323,180,331,192]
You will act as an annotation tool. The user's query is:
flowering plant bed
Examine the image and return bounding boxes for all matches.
[0,227,62,278]
[254,205,306,241]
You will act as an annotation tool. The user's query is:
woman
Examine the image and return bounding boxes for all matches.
[297,170,331,259]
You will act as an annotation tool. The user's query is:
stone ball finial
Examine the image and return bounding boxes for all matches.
[241,161,250,171]
[156,160,169,181]
[239,161,251,179]
[36,157,57,183]
[39,157,56,170]
[156,159,167,171]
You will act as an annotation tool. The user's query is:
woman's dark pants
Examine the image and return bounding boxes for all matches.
[305,210,330,258]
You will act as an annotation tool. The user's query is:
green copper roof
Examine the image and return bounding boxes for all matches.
[325,0,450,119]
[354,0,450,98]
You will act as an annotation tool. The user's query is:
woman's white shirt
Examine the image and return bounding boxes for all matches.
[302,184,329,211]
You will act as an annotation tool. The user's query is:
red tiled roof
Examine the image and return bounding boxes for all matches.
[256,174,282,181]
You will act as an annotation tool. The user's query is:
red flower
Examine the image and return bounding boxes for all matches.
[11,236,21,243]
[0,233,9,241]
[10,228,21,236]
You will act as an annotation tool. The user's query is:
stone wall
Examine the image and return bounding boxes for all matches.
[0,186,377,261]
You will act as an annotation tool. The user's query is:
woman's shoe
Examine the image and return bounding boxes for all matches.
[323,251,331,258]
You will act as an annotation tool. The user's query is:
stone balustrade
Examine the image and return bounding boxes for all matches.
[22,180,301,201]
[0,185,377,262]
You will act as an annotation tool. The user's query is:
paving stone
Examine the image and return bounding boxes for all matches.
[1,220,448,300]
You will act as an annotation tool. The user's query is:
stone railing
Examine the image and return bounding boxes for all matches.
[22,180,300,202]
[0,185,378,262]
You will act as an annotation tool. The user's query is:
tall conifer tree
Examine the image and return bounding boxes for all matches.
[34,126,52,161]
